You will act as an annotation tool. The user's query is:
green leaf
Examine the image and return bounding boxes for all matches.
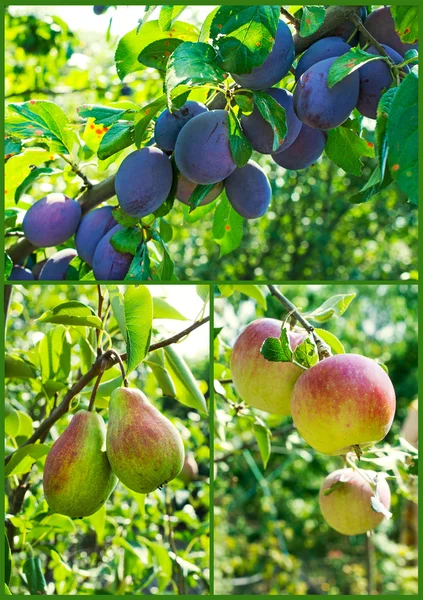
[38,325,72,385]
[98,121,134,160]
[375,87,397,179]
[110,226,143,256]
[300,6,326,37]
[234,93,254,113]
[199,6,219,42]
[137,536,172,593]
[77,104,132,127]
[5,355,37,379]
[327,48,386,87]
[260,330,293,363]
[125,243,156,281]
[5,136,22,158]
[7,100,79,155]
[115,21,199,80]
[5,535,12,585]
[159,6,187,31]
[293,337,318,368]
[23,557,47,595]
[387,71,418,204]
[232,284,267,309]
[210,5,279,73]
[304,293,356,323]
[253,423,271,469]
[325,127,374,176]
[164,345,208,414]
[5,406,20,438]
[212,196,244,256]
[123,286,153,373]
[4,253,12,279]
[5,209,19,229]
[314,328,345,354]
[252,91,287,152]
[390,5,418,45]
[5,444,50,477]
[4,584,12,595]
[38,301,103,328]
[165,42,226,102]
[153,297,187,320]
[138,38,184,72]
[14,167,60,204]
[133,95,167,148]
[228,109,252,168]
[146,349,177,398]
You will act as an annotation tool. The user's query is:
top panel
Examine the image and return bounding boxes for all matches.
[4,4,418,282]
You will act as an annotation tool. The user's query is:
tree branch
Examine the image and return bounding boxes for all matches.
[280,7,300,30]
[293,6,362,54]
[5,316,210,464]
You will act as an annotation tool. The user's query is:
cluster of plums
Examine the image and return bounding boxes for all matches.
[230,318,396,535]
[43,387,189,518]
[9,7,416,281]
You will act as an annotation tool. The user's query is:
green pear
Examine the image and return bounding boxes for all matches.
[106,387,185,493]
[43,410,117,518]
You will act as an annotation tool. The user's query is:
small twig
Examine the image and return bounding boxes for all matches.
[88,368,106,411]
[219,378,233,385]
[280,7,300,30]
[348,12,390,59]
[366,533,376,594]
[59,154,93,189]
[110,350,128,387]
[148,316,210,353]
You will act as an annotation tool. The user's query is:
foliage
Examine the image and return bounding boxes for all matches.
[214,284,418,594]
[5,284,210,595]
[4,5,418,281]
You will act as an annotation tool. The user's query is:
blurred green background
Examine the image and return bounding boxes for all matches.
[5,284,210,595]
[214,284,418,595]
[5,6,418,281]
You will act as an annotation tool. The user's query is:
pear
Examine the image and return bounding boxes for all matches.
[43,410,117,518]
[106,387,185,493]
[178,452,199,484]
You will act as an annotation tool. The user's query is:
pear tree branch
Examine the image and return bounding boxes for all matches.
[5,315,210,465]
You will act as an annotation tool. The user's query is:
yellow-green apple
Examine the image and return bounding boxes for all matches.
[291,354,396,455]
[319,468,391,535]
[230,318,306,415]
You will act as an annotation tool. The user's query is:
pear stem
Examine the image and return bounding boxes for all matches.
[111,350,128,387]
[88,367,106,411]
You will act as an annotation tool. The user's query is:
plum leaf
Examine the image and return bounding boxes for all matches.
[300,6,326,37]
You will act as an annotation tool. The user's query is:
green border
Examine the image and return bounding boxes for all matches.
[2,1,422,598]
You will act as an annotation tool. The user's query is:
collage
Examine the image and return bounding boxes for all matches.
[3,2,419,597]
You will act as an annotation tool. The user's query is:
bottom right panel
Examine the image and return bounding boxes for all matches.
[213,284,418,596]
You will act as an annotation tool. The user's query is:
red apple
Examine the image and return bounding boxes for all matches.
[291,354,396,455]
[319,468,391,535]
[231,318,306,416]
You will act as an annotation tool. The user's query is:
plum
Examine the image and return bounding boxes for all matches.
[361,7,418,56]
[357,44,408,119]
[272,124,326,170]
[293,56,360,129]
[75,206,117,266]
[155,101,208,152]
[225,160,271,219]
[174,110,237,184]
[39,249,78,280]
[231,20,295,90]
[176,174,223,206]
[92,225,133,280]
[8,266,34,281]
[23,193,81,248]
[241,88,302,154]
[295,37,351,80]
[115,148,173,218]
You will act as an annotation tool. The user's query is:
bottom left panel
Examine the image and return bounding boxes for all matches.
[5,284,210,595]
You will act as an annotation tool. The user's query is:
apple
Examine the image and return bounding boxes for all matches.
[319,468,391,535]
[291,354,396,455]
[231,318,306,416]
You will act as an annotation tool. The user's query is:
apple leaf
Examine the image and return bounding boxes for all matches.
[294,337,318,368]
[304,293,356,323]
[253,423,271,469]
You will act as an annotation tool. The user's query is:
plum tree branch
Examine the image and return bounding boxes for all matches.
[5,315,210,465]
[280,7,300,30]
[267,285,331,360]
[348,12,389,58]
